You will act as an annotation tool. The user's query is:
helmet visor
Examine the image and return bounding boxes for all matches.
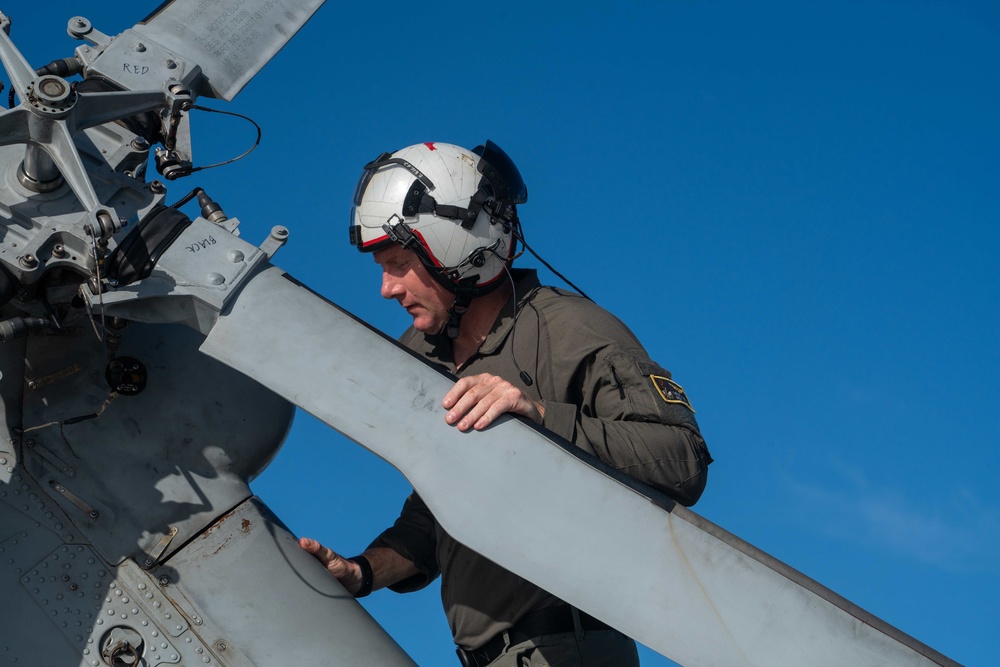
[473,140,527,205]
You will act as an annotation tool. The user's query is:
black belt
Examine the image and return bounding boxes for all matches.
[456,605,614,667]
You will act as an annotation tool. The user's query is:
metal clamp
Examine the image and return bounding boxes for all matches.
[143,526,178,569]
[49,480,98,518]
[260,225,289,259]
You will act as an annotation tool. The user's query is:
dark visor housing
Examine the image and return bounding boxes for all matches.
[473,140,527,205]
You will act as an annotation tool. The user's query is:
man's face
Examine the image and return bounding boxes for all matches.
[373,245,453,334]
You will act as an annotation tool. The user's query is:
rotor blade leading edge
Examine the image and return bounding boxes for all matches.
[199,265,961,667]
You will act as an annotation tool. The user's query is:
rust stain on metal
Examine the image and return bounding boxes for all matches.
[197,506,246,557]
[241,518,251,533]
[201,506,241,539]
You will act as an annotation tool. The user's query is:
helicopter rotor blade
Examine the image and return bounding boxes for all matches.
[132,0,326,101]
[194,265,960,667]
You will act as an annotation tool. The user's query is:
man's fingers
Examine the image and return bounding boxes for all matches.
[443,374,495,411]
[299,536,320,552]
[299,538,363,594]
[463,386,527,430]
[444,376,495,426]
[471,400,508,431]
[466,387,519,430]
[450,382,505,430]
[442,373,544,431]
[299,537,346,569]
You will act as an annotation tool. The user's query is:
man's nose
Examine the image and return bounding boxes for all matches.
[381,272,403,299]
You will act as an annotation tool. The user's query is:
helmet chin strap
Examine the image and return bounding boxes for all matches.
[444,291,473,340]
[440,246,506,339]
[442,272,483,339]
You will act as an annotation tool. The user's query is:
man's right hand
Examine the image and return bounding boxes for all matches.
[442,372,544,431]
[299,537,365,595]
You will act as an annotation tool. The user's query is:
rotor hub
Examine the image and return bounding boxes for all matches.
[28,75,77,115]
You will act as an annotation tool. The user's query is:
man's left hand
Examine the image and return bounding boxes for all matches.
[442,373,544,431]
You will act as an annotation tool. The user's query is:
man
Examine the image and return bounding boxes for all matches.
[301,141,711,667]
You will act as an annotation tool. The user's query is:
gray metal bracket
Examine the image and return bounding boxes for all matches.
[259,225,289,259]
[67,16,113,49]
[91,216,275,334]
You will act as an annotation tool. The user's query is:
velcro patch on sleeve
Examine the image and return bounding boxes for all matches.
[650,375,695,412]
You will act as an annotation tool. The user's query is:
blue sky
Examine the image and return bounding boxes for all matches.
[7,1,998,665]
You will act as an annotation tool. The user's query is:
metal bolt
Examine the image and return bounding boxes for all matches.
[166,59,177,69]
[149,181,166,194]
[26,440,35,448]
[52,244,67,259]
[131,137,149,151]
[135,43,146,53]
[157,575,170,587]
[89,510,99,519]
[216,641,227,652]
[19,254,38,269]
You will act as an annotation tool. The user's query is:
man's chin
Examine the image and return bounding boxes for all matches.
[411,316,442,334]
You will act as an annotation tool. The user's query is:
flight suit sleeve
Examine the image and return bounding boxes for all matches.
[532,301,712,506]
[543,347,710,506]
[367,491,441,592]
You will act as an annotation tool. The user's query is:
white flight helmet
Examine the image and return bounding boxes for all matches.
[350,141,527,297]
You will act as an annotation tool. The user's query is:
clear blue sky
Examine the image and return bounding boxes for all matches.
[8,1,997,665]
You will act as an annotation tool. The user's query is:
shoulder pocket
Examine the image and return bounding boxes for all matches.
[606,352,699,430]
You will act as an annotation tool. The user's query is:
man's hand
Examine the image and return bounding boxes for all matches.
[299,540,420,595]
[442,373,545,431]
[299,537,365,595]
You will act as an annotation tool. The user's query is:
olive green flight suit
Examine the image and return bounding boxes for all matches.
[371,269,711,662]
